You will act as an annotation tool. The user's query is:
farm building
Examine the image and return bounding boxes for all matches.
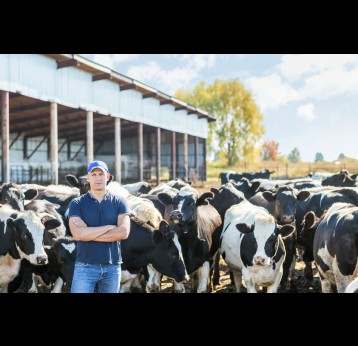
[0,54,215,184]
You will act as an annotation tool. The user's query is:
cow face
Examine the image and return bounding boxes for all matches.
[7,212,48,265]
[297,211,319,262]
[263,187,310,225]
[236,218,295,267]
[0,183,26,211]
[53,238,77,287]
[151,221,186,283]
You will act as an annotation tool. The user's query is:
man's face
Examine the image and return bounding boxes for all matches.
[87,168,110,191]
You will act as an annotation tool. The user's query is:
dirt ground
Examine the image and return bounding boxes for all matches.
[158,180,322,293]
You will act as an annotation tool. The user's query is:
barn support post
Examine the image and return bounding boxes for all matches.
[1,91,10,183]
[183,133,188,181]
[156,127,161,185]
[138,123,143,181]
[195,136,199,178]
[203,138,207,181]
[114,117,121,183]
[86,111,93,167]
[50,102,58,184]
[171,131,176,179]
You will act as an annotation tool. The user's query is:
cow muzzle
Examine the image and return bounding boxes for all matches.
[170,210,183,224]
[254,256,267,266]
[280,215,295,224]
[36,255,48,265]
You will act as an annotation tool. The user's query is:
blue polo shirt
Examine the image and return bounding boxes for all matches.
[68,191,130,265]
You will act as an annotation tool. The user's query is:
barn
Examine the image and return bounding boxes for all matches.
[0,54,215,184]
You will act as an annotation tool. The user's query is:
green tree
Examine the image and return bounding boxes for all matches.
[175,79,265,166]
[338,153,346,160]
[288,147,301,163]
[261,140,279,161]
[314,152,324,162]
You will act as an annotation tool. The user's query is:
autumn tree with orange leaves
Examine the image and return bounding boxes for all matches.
[261,140,279,161]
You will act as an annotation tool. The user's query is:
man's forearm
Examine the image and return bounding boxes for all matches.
[93,225,130,242]
[70,224,115,241]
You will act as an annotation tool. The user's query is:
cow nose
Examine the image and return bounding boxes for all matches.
[37,255,48,265]
[281,215,295,224]
[254,256,265,265]
[170,210,183,224]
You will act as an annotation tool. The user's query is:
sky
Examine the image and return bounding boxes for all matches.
[82,54,358,163]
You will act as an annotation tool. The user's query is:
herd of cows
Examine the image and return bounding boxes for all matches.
[1,168,358,293]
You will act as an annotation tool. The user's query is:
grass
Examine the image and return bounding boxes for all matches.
[207,159,358,182]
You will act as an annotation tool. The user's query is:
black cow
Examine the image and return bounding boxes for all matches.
[168,187,222,292]
[65,174,114,195]
[36,190,79,216]
[0,205,60,292]
[321,170,358,187]
[313,203,358,292]
[120,218,186,292]
[219,169,275,184]
[233,178,261,199]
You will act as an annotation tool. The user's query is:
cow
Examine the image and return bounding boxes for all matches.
[122,182,152,196]
[321,170,358,187]
[219,169,275,184]
[120,218,186,293]
[168,186,222,292]
[0,204,60,292]
[220,200,295,293]
[0,182,38,211]
[296,186,358,280]
[66,174,114,195]
[233,178,261,199]
[312,202,358,293]
[345,277,358,293]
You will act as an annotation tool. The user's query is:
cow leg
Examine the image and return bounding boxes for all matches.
[197,261,210,293]
[232,269,243,293]
[145,264,161,293]
[304,261,313,281]
[28,274,39,293]
[173,280,185,293]
[212,251,221,287]
[52,277,64,293]
[320,278,333,293]
[131,273,145,292]
[267,269,283,293]
[120,270,137,293]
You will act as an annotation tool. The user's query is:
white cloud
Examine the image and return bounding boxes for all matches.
[127,61,198,94]
[90,54,138,69]
[277,54,358,82]
[296,103,316,122]
[245,74,301,111]
[166,54,216,70]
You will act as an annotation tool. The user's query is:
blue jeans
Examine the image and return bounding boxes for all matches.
[71,262,121,293]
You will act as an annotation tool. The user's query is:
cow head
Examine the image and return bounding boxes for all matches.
[322,170,357,187]
[151,221,186,283]
[263,186,310,225]
[0,183,37,211]
[236,217,295,267]
[7,211,50,265]
[66,174,114,195]
[297,211,319,262]
[234,178,261,199]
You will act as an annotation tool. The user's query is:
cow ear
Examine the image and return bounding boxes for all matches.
[158,193,173,206]
[159,220,169,234]
[340,173,347,182]
[65,174,79,188]
[297,190,310,201]
[278,224,295,238]
[197,192,214,206]
[210,188,219,196]
[304,211,316,229]
[351,174,358,180]
[43,218,62,231]
[236,223,254,234]
[107,174,114,185]
[251,181,261,193]
[6,218,16,231]
[152,230,164,244]
[262,191,276,202]
[24,189,38,201]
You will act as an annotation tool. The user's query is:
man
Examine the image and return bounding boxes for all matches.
[68,160,130,293]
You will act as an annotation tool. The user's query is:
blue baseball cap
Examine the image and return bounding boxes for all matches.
[87,160,109,173]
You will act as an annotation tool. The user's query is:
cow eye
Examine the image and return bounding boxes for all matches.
[21,233,28,240]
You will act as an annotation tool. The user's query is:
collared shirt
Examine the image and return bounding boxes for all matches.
[68,191,130,265]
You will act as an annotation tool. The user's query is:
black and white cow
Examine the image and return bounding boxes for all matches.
[0,205,60,292]
[233,178,261,199]
[168,187,222,292]
[313,203,358,293]
[220,200,295,293]
[220,169,275,184]
[321,170,358,187]
[65,174,114,195]
[0,182,38,211]
[120,218,186,293]
[122,182,152,196]
[345,277,358,293]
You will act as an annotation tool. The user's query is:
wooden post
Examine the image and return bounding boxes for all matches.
[171,131,176,179]
[183,133,188,181]
[1,91,9,183]
[195,136,199,178]
[50,102,58,184]
[203,138,207,181]
[86,111,93,167]
[156,127,161,184]
[114,117,121,183]
[138,123,143,181]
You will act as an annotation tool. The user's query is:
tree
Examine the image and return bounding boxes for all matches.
[175,80,265,166]
[338,153,346,160]
[261,140,279,161]
[314,152,324,162]
[288,147,301,163]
